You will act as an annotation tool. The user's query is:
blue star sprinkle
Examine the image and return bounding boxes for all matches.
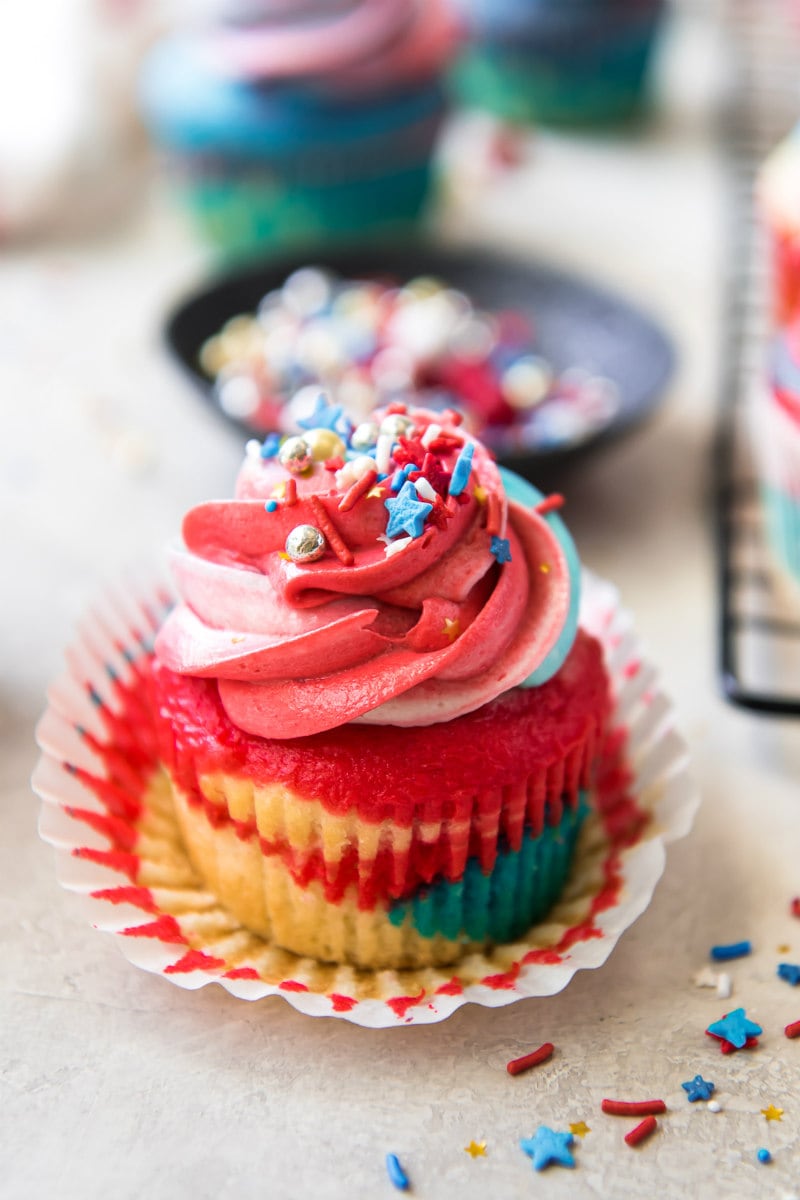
[259,432,281,459]
[384,480,432,539]
[706,1008,763,1049]
[778,963,800,986]
[520,1127,575,1171]
[297,394,351,438]
[682,1074,715,1102]
[448,442,474,496]
[490,535,512,564]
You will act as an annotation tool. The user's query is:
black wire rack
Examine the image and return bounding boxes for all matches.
[715,0,800,715]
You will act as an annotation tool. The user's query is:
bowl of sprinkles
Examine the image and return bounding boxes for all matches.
[165,245,675,473]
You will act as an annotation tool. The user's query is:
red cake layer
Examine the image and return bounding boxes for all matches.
[154,628,609,822]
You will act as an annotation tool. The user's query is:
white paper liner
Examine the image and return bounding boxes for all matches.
[33,570,698,1027]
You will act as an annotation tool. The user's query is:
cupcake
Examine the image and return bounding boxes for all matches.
[759,123,800,328]
[139,1,459,258]
[449,0,666,126]
[754,321,800,581]
[152,399,612,969]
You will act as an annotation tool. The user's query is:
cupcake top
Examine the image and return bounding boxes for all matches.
[759,123,800,238]
[155,398,580,738]
[771,319,800,420]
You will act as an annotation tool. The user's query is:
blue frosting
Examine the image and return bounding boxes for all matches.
[499,467,581,688]
[140,38,445,157]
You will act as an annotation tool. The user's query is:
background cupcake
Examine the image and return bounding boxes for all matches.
[754,321,800,582]
[449,0,666,126]
[140,0,460,258]
[759,121,800,328]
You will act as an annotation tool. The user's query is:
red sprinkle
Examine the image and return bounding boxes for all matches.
[785,1020,800,1039]
[624,1116,658,1147]
[385,401,408,415]
[534,493,565,516]
[338,468,378,512]
[485,491,501,536]
[283,477,297,506]
[602,1099,666,1117]
[440,408,463,426]
[506,1042,554,1076]
[324,456,344,472]
[309,496,354,566]
[791,897,800,919]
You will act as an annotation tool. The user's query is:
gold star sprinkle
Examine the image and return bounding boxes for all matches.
[762,1105,783,1122]
[367,485,384,499]
[569,1122,591,1138]
[230,636,245,644]
[443,617,461,643]
[278,551,290,560]
[473,486,487,504]
[778,944,791,954]
[539,563,551,574]
[272,482,286,499]
[464,1141,486,1158]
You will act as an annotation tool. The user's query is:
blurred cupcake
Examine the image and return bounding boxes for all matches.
[140,0,459,257]
[755,322,800,582]
[449,0,666,126]
[759,122,800,328]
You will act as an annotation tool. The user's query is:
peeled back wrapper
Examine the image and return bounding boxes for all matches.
[33,569,697,1028]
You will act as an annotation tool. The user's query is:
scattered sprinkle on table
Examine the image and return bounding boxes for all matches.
[710,941,752,962]
[569,1122,591,1138]
[778,963,800,986]
[520,1128,575,1171]
[717,973,732,1000]
[791,898,800,919]
[694,966,719,989]
[757,1147,772,1164]
[708,1101,722,1113]
[682,1075,715,1102]
[784,1019,800,1039]
[624,1116,658,1148]
[385,1153,409,1191]
[762,1105,784,1122]
[601,1099,666,1117]
[464,1141,486,1158]
[506,1042,554,1076]
[706,1008,763,1050]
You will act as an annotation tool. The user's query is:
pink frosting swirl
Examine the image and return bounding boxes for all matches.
[155,407,573,738]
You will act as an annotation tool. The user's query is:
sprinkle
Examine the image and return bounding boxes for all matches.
[506,1043,554,1076]
[534,493,565,516]
[784,1019,800,1038]
[297,395,343,432]
[264,500,278,513]
[385,1154,408,1191]
[708,1101,722,1113]
[473,485,487,503]
[376,433,393,474]
[717,973,732,1000]
[421,422,442,447]
[539,562,551,573]
[779,944,791,953]
[283,477,297,506]
[245,438,261,459]
[443,617,461,643]
[271,482,286,500]
[601,1100,666,1118]
[412,475,436,503]
[308,496,353,565]
[757,1148,772,1164]
[710,941,752,961]
[569,1122,591,1138]
[385,480,432,539]
[441,408,463,426]
[464,1141,486,1158]
[384,535,413,558]
[694,967,719,989]
[762,1104,783,1122]
[706,1008,763,1049]
[490,535,512,564]
[792,898,800,919]
[778,963,800,986]
[682,1075,715,1102]
[324,456,344,472]
[367,484,385,499]
[624,1116,658,1147]
[448,443,474,496]
[338,468,378,512]
[260,432,281,459]
[519,1127,575,1171]
[485,491,501,536]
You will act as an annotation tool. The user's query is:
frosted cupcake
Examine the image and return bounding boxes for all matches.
[139,1,459,257]
[152,399,611,969]
[759,123,800,327]
[450,0,665,126]
[755,322,800,581]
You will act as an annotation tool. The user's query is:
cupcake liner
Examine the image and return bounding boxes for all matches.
[751,382,800,580]
[33,570,698,1027]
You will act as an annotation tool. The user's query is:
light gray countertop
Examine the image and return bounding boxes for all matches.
[5,7,800,1198]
